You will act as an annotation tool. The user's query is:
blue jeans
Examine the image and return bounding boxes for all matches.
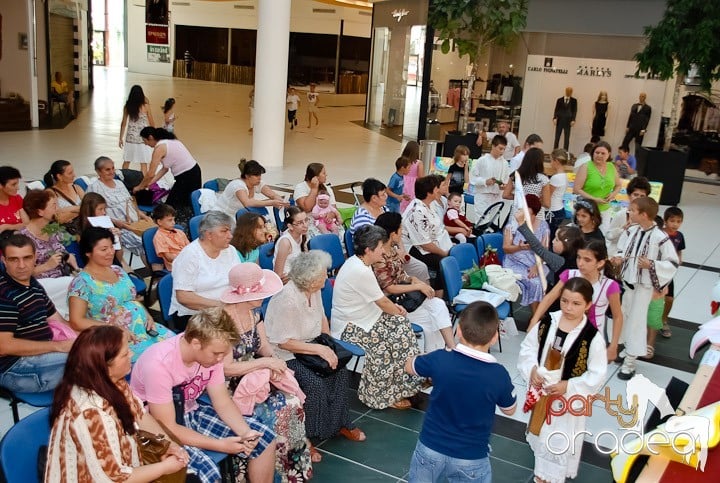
[409,441,492,483]
[0,352,67,393]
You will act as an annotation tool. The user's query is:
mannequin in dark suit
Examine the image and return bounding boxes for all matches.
[622,92,652,153]
[553,87,577,150]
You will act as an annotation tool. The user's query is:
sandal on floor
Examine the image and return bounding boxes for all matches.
[643,345,655,360]
[308,443,322,463]
[390,398,412,410]
[661,324,672,338]
[339,427,366,442]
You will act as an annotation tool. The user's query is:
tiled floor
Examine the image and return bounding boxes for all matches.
[1,67,719,481]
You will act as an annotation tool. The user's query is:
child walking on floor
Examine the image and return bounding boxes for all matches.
[406,301,516,483]
[612,197,678,380]
[387,156,411,213]
[518,277,608,483]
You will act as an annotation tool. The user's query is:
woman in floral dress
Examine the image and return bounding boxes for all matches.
[221,263,312,482]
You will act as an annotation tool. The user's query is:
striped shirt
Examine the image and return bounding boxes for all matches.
[349,206,387,235]
[0,273,55,372]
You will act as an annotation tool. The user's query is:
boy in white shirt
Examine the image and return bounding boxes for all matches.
[286,87,300,130]
[469,135,510,221]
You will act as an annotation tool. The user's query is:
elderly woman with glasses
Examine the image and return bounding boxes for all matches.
[169,210,240,330]
[265,251,366,463]
[332,225,423,410]
[272,206,309,283]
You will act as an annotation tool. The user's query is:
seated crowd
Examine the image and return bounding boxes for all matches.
[0,135,684,483]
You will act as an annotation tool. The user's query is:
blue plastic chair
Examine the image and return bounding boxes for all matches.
[480,232,505,263]
[235,208,249,221]
[475,236,485,260]
[189,214,203,241]
[308,234,345,275]
[463,193,474,212]
[157,273,174,326]
[246,206,269,217]
[203,179,220,192]
[0,406,51,482]
[258,242,274,270]
[128,273,147,299]
[320,279,365,372]
[344,229,355,257]
[448,243,479,272]
[73,178,88,191]
[190,189,203,216]
[65,241,84,268]
[141,226,183,306]
[0,387,55,424]
[273,207,286,232]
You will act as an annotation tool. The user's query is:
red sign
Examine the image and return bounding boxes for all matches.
[146,25,168,45]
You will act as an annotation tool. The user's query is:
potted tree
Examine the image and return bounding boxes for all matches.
[633,0,720,203]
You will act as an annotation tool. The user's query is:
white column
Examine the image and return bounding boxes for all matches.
[252,0,291,168]
[27,0,39,128]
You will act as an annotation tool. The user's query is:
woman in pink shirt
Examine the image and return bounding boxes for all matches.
[135,127,202,221]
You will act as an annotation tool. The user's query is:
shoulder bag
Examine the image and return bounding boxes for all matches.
[295,333,352,377]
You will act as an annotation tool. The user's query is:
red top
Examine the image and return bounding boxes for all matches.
[0,195,23,226]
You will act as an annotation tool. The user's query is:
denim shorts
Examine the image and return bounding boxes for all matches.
[409,440,492,483]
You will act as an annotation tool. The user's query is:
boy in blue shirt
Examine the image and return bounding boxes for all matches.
[405,301,516,483]
[387,156,411,213]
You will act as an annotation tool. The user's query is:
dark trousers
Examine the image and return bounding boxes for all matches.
[622,129,644,153]
[288,109,297,124]
[166,163,202,211]
[409,247,444,290]
[554,121,571,150]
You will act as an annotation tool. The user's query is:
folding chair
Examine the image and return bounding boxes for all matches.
[0,387,54,424]
[258,242,275,270]
[0,406,52,482]
[320,279,365,372]
[189,215,203,241]
[141,226,182,306]
[308,234,345,275]
[448,243,479,272]
[479,232,505,262]
[203,179,220,192]
[157,273,175,329]
[190,189,203,216]
[344,229,355,257]
[73,178,88,191]
[273,206,287,232]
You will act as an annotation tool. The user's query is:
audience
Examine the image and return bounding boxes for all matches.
[86,156,149,262]
[502,194,550,312]
[374,212,455,351]
[43,160,85,237]
[151,203,190,271]
[231,211,268,263]
[46,325,189,481]
[273,206,309,282]
[0,166,27,234]
[68,227,171,361]
[170,211,239,330]
[214,159,287,219]
[221,263,312,479]
[332,225,423,410]
[265,251,365,459]
[0,234,73,393]
[131,307,276,483]
[402,176,453,292]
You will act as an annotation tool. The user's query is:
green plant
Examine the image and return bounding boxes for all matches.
[634,0,720,149]
[42,222,76,246]
[428,0,528,64]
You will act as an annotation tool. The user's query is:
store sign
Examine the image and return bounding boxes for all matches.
[391,8,409,22]
[146,25,169,45]
[147,45,170,63]
[577,65,612,78]
[527,57,568,75]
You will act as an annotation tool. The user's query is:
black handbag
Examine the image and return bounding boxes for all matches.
[295,333,352,377]
[388,287,426,313]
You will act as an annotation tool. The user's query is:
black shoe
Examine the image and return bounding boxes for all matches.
[294,118,298,126]
[290,124,294,130]
[617,370,635,381]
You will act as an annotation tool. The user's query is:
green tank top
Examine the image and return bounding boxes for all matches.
[584,162,616,212]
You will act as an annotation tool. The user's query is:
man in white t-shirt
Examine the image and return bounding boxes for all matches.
[476,120,520,161]
[306,83,320,128]
[469,135,510,219]
[286,87,300,130]
[509,133,543,172]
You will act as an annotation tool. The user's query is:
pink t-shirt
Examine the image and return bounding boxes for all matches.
[559,269,620,335]
[131,334,224,413]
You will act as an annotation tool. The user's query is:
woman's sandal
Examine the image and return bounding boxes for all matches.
[308,443,322,463]
[339,427,366,442]
[661,324,672,338]
[644,345,655,360]
[390,398,412,410]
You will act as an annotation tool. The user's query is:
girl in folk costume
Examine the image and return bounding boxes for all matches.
[518,277,608,483]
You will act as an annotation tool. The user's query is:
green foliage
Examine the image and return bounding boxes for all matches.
[635,0,720,90]
[428,0,528,62]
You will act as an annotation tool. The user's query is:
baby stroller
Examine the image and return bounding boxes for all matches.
[473,201,507,235]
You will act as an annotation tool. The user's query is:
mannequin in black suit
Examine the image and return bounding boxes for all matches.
[553,87,577,150]
[622,92,652,153]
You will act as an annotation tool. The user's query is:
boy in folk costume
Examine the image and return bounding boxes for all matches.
[612,196,678,380]
[518,277,608,483]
